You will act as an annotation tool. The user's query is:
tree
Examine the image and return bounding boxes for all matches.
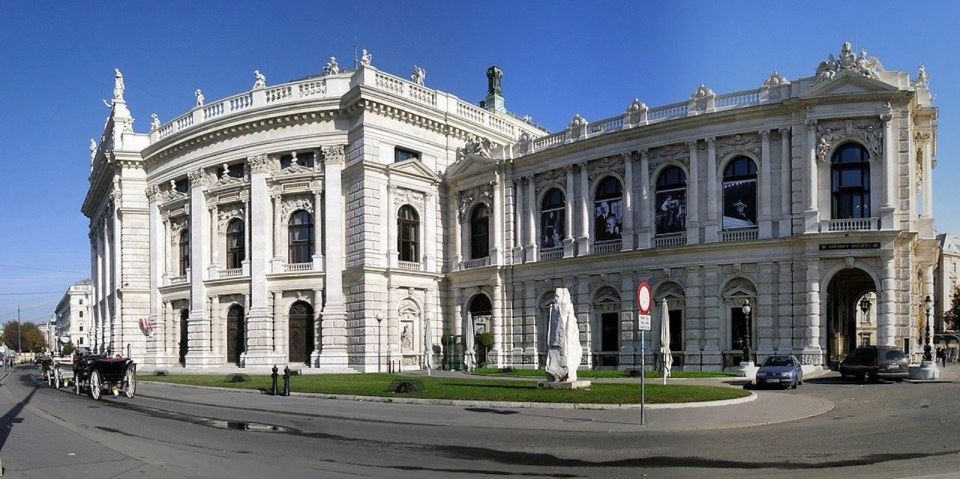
[2,321,47,353]
[943,287,960,332]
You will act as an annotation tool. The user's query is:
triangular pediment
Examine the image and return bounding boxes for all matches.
[802,70,898,99]
[446,154,497,181]
[387,158,441,182]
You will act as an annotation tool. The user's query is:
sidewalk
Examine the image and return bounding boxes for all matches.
[135,377,834,433]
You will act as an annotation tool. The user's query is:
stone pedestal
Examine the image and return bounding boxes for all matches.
[908,360,940,380]
[537,380,592,390]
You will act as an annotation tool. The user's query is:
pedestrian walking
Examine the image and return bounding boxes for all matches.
[936,347,946,368]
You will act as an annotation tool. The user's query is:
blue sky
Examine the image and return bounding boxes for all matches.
[0,1,957,324]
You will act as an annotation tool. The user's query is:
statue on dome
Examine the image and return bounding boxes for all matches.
[410,65,426,86]
[150,114,160,131]
[360,49,373,67]
[253,70,266,89]
[486,65,502,96]
[113,68,125,102]
[324,57,339,75]
[195,89,205,107]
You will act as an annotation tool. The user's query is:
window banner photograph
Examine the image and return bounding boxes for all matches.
[540,210,565,249]
[722,180,757,230]
[593,199,622,242]
[655,192,686,235]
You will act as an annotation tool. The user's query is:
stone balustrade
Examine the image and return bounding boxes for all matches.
[820,217,879,232]
[592,241,622,256]
[721,229,759,242]
[283,262,314,273]
[538,249,563,261]
[397,260,422,271]
[218,268,243,278]
[152,66,537,143]
[461,257,491,270]
[653,235,687,249]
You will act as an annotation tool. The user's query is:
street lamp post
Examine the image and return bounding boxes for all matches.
[923,295,933,362]
[375,312,384,373]
[742,299,752,364]
[859,296,872,346]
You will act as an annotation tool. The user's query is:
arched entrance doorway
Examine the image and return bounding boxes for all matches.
[468,294,492,366]
[227,305,245,366]
[288,301,315,364]
[594,287,621,368]
[179,309,189,366]
[826,268,877,367]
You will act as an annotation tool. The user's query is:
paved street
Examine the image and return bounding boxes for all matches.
[0,365,958,478]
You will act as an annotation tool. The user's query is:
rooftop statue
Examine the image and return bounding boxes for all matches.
[150,113,160,131]
[323,57,339,75]
[568,114,587,128]
[89,138,97,161]
[690,83,715,99]
[544,288,583,383]
[814,42,884,83]
[253,70,266,89]
[195,89,205,108]
[913,64,930,88]
[360,49,373,67]
[410,65,426,86]
[113,68,125,102]
[486,65,502,96]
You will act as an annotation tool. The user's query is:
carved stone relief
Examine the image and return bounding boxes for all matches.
[281,194,315,219]
[648,143,688,174]
[716,133,761,163]
[816,118,883,163]
[395,187,426,210]
[588,155,625,182]
[457,182,494,220]
[217,203,246,233]
[534,168,565,193]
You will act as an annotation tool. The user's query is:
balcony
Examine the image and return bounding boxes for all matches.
[592,241,622,256]
[819,217,879,233]
[283,262,314,273]
[462,257,491,270]
[653,235,687,249]
[721,229,759,242]
[168,275,188,285]
[218,268,243,279]
[538,249,563,261]
[397,261,422,271]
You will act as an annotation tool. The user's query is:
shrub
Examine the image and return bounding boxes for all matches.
[61,341,75,357]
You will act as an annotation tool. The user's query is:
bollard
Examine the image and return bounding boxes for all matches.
[282,366,291,396]
[270,365,279,396]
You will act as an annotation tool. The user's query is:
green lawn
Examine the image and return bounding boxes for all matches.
[473,368,737,379]
[141,373,748,404]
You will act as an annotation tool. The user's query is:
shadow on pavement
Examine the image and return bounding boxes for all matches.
[0,370,38,452]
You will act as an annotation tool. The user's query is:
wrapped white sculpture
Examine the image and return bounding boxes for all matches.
[544,288,584,384]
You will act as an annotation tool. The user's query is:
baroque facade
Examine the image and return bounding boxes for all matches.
[84,43,938,371]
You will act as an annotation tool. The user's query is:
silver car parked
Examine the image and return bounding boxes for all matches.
[754,355,803,389]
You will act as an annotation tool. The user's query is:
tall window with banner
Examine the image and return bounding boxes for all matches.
[655,166,686,235]
[722,157,758,230]
[540,188,565,250]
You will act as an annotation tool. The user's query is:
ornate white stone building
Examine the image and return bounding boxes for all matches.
[84,43,939,371]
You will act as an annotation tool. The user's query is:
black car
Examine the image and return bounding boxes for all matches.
[838,346,909,382]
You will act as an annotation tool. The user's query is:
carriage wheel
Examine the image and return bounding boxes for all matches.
[89,370,102,400]
[123,368,136,398]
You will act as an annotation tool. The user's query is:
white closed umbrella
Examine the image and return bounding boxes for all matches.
[463,313,476,372]
[423,314,433,375]
[660,298,672,385]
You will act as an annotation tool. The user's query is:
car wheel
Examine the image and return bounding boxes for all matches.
[89,370,102,401]
[123,368,136,398]
[791,377,798,389]
[867,372,878,383]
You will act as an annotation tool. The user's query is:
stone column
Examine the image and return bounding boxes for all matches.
[923,136,933,217]
[273,292,284,358]
[880,107,896,229]
[878,253,897,346]
[777,262,794,353]
[563,166,575,257]
[454,203,463,268]
[802,257,823,365]
[386,184,397,268]
[686,141,700,244]
[186,168,215,366]
[315,145,348,368]
[803,119,819,233]
[525,175,537,262]
[271,194,282,270]
[208,203,218,279]
[490,278,504,367]
[242,200,251,275]
[925,265,936,351]
[243,155,283,366]
[311,189,324,270]
[492,175,504,265]
[621,153,635,251]
[759,130,773,239]
[103,215,112,352]
[779,128,792,238]
[700,266,719,370]
[705,138,719,243]
[577,163,591,255]
[638,150,651,249]
[523,281,537,364]
[425,191,437,271]
[147,186,167,365]
[209,296,221,360]
[513,179,523,262]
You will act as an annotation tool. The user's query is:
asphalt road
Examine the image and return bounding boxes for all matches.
[0,366,958,478]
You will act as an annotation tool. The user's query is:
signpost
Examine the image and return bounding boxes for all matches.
[636,281,652,426]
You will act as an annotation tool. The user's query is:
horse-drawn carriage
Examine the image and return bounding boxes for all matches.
[68,351,137,400]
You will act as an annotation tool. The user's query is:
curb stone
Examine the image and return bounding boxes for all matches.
[140,380,757,410]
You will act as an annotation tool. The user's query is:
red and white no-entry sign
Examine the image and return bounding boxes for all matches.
[636,282,652,314]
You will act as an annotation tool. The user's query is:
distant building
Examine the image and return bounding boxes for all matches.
[935,234,960,331]
[55,280,93,350]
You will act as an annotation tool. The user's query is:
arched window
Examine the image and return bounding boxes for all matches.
[179,229,190,275]
[594,177,623,242]
[655,166,687,235]
[540,188,565,250]
[831,143,871,219]
[226,219,245,269]
[288,210,314,264]
[722,156,758,230]
[397,205,420,263]
[470,204,489,260]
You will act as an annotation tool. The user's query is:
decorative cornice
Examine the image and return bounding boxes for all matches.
[322,145,345,165]
[249,154,273,173]
[187,168,208,187]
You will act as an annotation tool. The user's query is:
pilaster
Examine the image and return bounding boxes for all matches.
[315,145,348,368]
[758,130,773,238]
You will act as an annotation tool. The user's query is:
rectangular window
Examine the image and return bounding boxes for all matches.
[395,147,421,163]
[79,311,83,318]
[79,337,84,345]
[669,310,683,351]
[655,190,686,235]
[175,178,189,193]
[731,307,750,351]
